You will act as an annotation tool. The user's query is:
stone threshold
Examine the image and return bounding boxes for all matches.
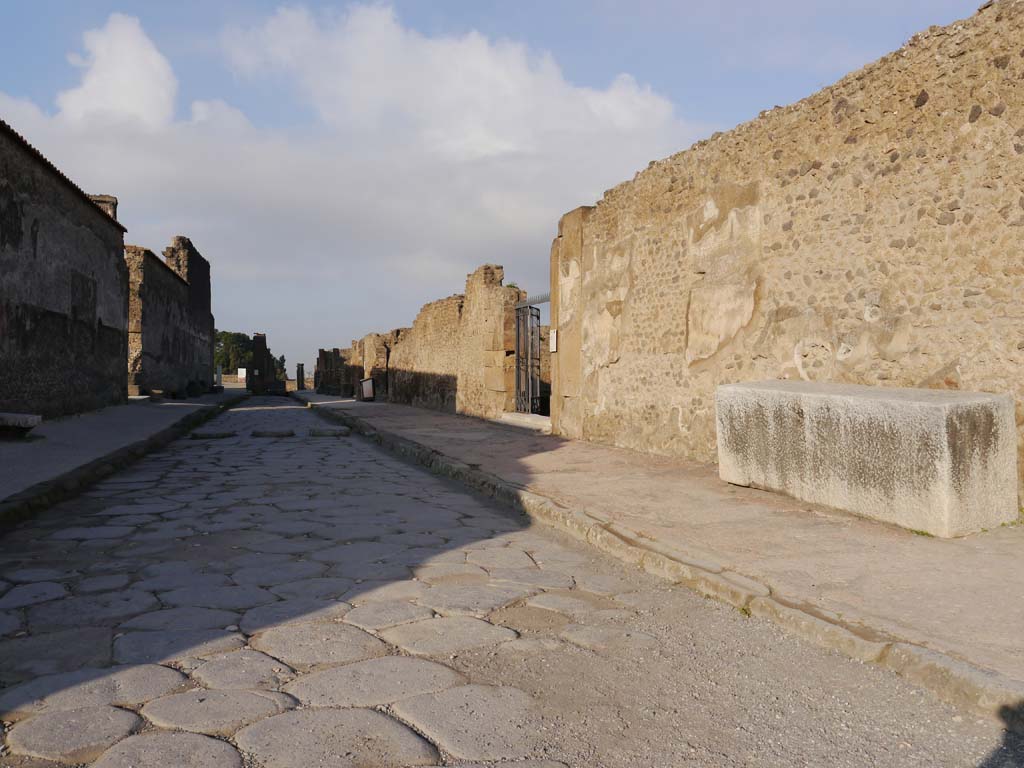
[294,391,1024,732]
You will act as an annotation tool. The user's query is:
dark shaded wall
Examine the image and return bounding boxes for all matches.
[0,122,128,417]
[125,238,214,397]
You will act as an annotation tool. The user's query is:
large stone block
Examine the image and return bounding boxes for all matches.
[715,381,1018,537]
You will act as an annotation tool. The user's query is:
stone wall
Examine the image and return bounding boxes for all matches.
[0,119,128,417]
[549,0,1024,497]
[125,237,214,397]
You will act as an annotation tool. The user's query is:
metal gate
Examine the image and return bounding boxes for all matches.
[515,293,548,414]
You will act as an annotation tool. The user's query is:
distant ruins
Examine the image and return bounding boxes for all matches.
[246,333,286,395]
[0,118,217,416]
[124,237,214,397]
[0,120,128,418]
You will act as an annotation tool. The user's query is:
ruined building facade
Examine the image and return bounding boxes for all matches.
[125,237,214,397]
[0,119,128,417]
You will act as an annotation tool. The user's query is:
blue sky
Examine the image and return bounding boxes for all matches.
[0,1,975,372]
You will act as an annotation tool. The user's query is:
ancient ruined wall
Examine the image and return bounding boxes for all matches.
[125,238,214,397]
[367,265,521,418]
[551,1,1024,494]
[0,121,128,417]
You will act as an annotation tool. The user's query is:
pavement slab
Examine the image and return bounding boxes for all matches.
[285,655,465,707]
[7,705,141,763]
[113,629,245,664]
[140,689,293,736]
[343,599,435,631]
[92,731,243,768]
[191,649,295,690]
[251,621,387,668]
[234,708,439,767]
[380,616,518,657]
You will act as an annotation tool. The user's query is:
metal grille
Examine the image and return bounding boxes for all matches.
[514,304,541,414]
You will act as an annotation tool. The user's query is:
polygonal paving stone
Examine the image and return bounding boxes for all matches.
[310,541,407,564]
[113,630,244,664]
[285,656,464,707]
[234,708,438,767]
[466,548,537,570]
[559,624,659,653]
[120,607,239,631]
[239,598,351,634]
[4,568,67,583]
[392,684,535,761]
[0,664,188,721]
[135,564,231,592]
[141,689,292,736]
[7,705,141,763]
[78,574,132,593]
[489,567,575,589]
[379,616,517,657]
[0,610,20,637]
[328,560,412,580]
[252,621,386,668]
[567,572,633,595]
[192,649,294,690]
[0,581,67,609]
[50,526,136,541]
[159,585,277,610]
[525,591,612,619]
[28,590,159,630]
[93,731,243,768]
[0,628,112,683]
[231,560,326,586]
[415,563,490,585]
[269,577,353,600]
[416,584,533,617]
[101,502,183,516]
[248,536,335,555]
[344,600,434,631]
[341,579,428,604]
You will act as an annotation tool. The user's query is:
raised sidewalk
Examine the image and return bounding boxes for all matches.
[0,390,246,525]
[295,391,1024,725]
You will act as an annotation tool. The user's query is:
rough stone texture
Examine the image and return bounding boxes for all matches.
[234,708,439,767]
[547,2,1024,500]
[124,237,214,397]
[251,621,386,668]
[140,689,292,736]
[379,616,517,656]
[7,705,140,763]
[191,649,294,690]
[92,731,243,768]
[717,381,1018,536]
[0,119,128,417]
[113,629,244,664]
[284,656,465,707]
[392,684,535,761]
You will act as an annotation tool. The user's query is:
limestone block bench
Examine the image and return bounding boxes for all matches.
[715,381,1018,537]
[0,412,42,439]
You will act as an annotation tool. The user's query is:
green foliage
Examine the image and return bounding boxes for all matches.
[274,354,286,378]
[214,330,253,372]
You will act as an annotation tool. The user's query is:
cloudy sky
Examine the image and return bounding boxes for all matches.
[1,1,974,373]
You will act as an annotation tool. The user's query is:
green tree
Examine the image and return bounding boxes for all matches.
[214,330,253,372]
[274,354,286,379]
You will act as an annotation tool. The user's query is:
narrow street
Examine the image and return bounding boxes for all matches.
[0,398,1017,767]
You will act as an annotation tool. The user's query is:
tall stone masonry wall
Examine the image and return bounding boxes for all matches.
[550,0,1024,498]
[125,237,214,397]
[350,265,522,418]
[0,119,128,417]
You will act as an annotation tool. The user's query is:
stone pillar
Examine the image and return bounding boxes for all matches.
[297,363,305,390]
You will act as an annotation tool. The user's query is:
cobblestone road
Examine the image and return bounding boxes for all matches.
[0,399,1020,767]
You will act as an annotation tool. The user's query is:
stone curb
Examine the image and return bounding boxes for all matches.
[297,396,1024,730]
[0,394,249,531]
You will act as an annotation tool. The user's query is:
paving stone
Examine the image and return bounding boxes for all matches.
[135,564,231,591]
[526,591,612,619]
[380,616,517,656]
[234,708,438,767]
[416,584,533,617]
[572,572,635,596]
[559,624,659,653]
[0,578,8,594]
[239,598,351,634]
[489,567,575,589]
[50,526,136,541]
[0,628,112,683]
[77,574,132,592]
[328,560,412,580]
[243,536,334,554]
[192,649,294,690]
[4,568,68,583]
[393,684,535,761]
[252,621,386,668]
[0,581,67,609]
[285,655,465,707]
[93,731,243,768]
[160,584,277,610]
[0,664,188,720]
[28,589,160,630]
[415,563,491,584]
[467,548,537,569]
[0,610,21,636]
[113,630,245,664]
[341,579,428,604]
[141,688,292,736]
[120,607,239,631]
[269,576,353,600]
[7,705,141,763]
[230,560,326,586]
[344,600,435,630]
[101,502,183,516]
[310,541,407,564]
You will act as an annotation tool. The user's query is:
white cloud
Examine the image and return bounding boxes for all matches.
[56,13,177,128]
[3,7,698,368]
